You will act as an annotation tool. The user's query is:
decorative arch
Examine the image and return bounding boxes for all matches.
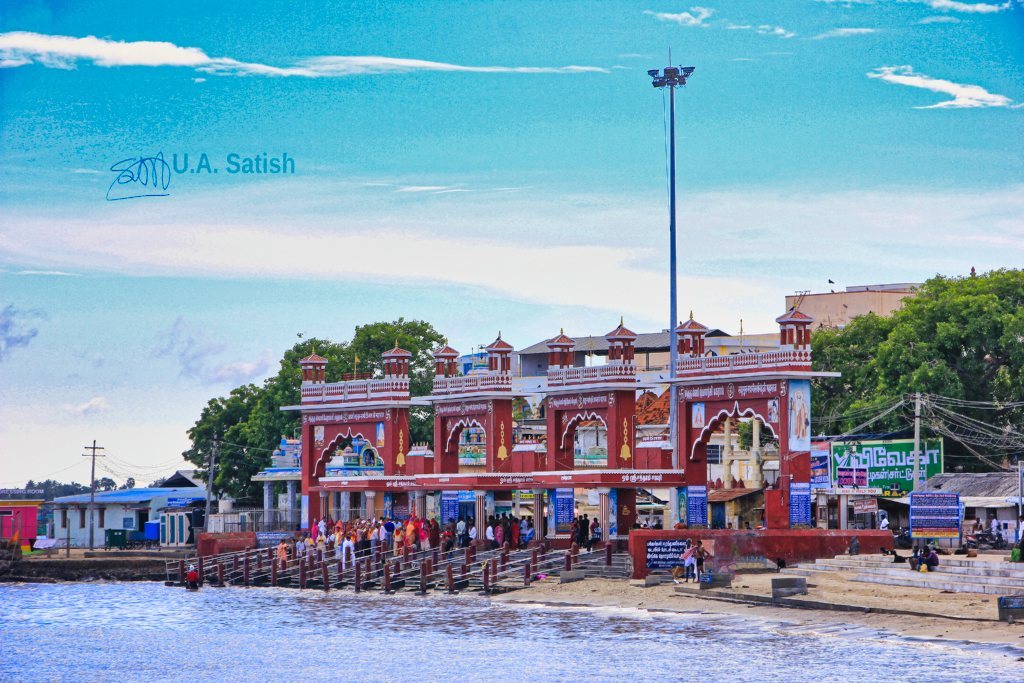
[314,429,369,478]
[445,417,485,452]
[559,411,608,449]
[689,401,778,461]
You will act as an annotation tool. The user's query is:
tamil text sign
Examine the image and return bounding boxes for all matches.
[831,438,943,495]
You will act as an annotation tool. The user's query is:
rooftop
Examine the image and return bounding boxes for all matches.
[54,487,207,505]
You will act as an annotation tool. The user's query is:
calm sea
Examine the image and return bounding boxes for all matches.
[0,582,1020,682]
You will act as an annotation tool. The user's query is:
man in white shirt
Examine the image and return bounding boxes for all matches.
[879,515,889,531]
[469,522,478,545]
[485,523,495,549]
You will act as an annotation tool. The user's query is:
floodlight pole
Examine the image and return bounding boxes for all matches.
[650,62,694,525]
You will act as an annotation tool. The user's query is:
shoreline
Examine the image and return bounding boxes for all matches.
[491,578,1024,654]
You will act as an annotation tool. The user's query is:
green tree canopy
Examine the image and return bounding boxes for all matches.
[812,269,1024,469]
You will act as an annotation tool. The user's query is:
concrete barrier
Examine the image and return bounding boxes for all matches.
[771,576,807,598]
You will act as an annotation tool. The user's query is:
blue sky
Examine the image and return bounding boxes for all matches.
[1,0,1022,485]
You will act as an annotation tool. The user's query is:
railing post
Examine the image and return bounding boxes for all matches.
[178,560,185,585]
[465,546,472,567]
[383,560,392,594]
[354,561,361,593]
[232,555,239,573]
[446,564,455,594]
[605,543,613,566]
[256,551,263,573]
[243,555,250,587]
[564,551,572,572]
[299,560,307,590]
[531,548,538,567]
[524,561,532,587]
[321,561,330,591]
[271,557,278,586]
[198,556,205,586]
[216,562,224,586]
[365,555,371,578]
[482,560,490,594]
[418,562,428,595]
[433,548,439,566]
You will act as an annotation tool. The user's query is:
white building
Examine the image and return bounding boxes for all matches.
[53,471,206,548]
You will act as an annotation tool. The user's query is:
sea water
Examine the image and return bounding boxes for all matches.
[0,582,1020,682]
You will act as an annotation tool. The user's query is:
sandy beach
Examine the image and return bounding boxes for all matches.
[493,576,1024,652]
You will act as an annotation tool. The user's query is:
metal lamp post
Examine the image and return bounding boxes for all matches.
[649,64,695,525]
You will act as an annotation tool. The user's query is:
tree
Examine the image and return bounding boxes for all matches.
[118,477,136,490]
[93,477,117,492]
[811,269,1024,469]
[182,319,445,503]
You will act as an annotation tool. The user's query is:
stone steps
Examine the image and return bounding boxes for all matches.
[782,553,1024,595]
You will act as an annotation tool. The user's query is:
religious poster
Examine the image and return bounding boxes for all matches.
[691,402,705,429]
[314,425,325,448]
[375,422,385,447]
[767,398,780,425]
[787,380,811,452]
[608,489,618,537]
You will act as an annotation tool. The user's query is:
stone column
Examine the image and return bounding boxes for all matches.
[532,488,545,535]
[286,480,298,526]
[722,417,734,490]
[473,490,487,546]
[597,487,611,543]
[365,491,377,519]
[667,488,680,528]
[412,491,426,519]
[749,418,763,489]
[339,491,351,521]
[263,482,273,529]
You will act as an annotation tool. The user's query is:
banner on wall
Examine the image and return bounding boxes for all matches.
[554,488,574,534]
[686,485,707,527]
[787,380,811,452]
[810,442,831,490]
[301,495,309,528]
[382,492,393,519]
[910,491,960,539]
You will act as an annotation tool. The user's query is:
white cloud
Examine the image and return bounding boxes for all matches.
[921,0,1011,13]
[868,65,1018,109]
[813,28,878,39]
[726,24,796,38]
[643,7,715,26]
[756,25,796,38]
[919,15,962,22]
[0,31,608,77]
[15,270,79,276]
[67,396,110,416]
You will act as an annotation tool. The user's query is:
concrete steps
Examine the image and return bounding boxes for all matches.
[780,554,1024,596]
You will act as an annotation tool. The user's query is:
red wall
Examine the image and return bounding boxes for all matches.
[197,532,257,557]
[0,503,41,543]
[628,528,893,579]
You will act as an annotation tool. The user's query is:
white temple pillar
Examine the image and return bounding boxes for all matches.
[723,417,734,490]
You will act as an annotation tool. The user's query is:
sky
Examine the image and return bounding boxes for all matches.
[1,0,1022,486]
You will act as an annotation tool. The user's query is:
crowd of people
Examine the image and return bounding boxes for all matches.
[272,513,538,569]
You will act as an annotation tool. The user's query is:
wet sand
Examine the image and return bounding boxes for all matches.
[493,577,1024,651]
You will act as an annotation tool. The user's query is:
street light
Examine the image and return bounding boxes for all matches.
[650,62,695,525]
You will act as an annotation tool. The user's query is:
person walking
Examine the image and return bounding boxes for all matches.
[456,518,467,548]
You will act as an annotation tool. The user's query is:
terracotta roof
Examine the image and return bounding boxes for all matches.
[546,332,575,347]
[675,316,709,334]
[707,488,761,503]
[486,334,514,352]
[637,389,670,425]
[775,308,814,324]
[605,321,638,341]
[300,353,328,364]
[433,345,460,359]
[382,346,412,358]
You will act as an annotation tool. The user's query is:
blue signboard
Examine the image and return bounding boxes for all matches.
[686,485,707,527]
[645,539,687,569]
[910,492,960,539]
[440,491,459,524]
[789,482,812,527]
[166,497,193,508]
[554,488,574,534]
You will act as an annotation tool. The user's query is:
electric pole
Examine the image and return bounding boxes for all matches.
[649,59,696,526]
[203,435,220,531]
[912,393,922,492]
[82,439,105,550]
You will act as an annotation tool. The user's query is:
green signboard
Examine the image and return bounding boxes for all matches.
[830,438,943,496]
